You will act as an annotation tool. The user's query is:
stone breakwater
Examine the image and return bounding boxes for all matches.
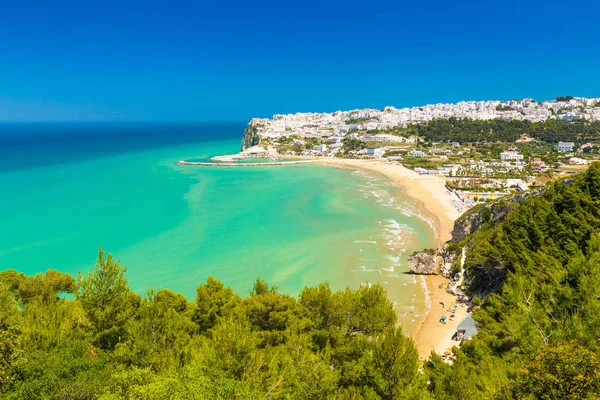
[177,160,319,167]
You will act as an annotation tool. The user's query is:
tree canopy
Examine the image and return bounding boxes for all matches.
[411,117,600,144]
[0,258,427,399]
[424,163,600,399]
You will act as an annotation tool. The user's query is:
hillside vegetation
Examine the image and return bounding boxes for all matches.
[414,117,600,143]
[0,257,427,399]
[425,163,600,399]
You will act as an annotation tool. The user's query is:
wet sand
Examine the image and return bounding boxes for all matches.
[314,158,462,243]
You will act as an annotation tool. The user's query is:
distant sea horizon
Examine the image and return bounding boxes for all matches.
[0,122,434,333]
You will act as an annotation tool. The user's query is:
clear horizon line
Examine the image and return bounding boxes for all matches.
[0,119,251,124]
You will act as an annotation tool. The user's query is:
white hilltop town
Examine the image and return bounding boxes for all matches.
[246,96,600,142]
[203,95,600,212]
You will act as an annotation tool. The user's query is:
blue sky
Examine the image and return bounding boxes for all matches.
[1,0,599,121]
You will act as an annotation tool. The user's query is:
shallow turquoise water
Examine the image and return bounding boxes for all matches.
[0,123,434,331]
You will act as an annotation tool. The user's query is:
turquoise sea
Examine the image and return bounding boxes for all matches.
[0,122,434,332]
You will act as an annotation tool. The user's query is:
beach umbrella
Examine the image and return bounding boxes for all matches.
[444,350,452,355]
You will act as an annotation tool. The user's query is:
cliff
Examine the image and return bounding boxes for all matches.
[451,190,542,243]
[241,120,262,151]
[409,189,544,277]
[408,245,459,275]
[451,201,514,243]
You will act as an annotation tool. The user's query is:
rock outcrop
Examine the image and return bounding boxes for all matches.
[451,206,491,243]
[241,121,262,151]
[408,245,458,275]
[450,190,542,243]
[409,190,546,276]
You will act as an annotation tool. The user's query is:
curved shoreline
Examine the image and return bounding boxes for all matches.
[312,158,459,245]
[178,160,319,167]
[180,155,463,358]
[307,158,464,359]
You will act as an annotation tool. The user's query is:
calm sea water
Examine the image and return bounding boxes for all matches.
[0,122,433,332]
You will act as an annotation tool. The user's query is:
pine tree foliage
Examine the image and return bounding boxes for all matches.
[0,255,428,399]
[425,163,600,399]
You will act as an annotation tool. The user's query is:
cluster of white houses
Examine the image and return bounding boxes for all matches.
[247,97,600,143]
[413,147,530,177]
[302,143,387,158]
[411,140,592,176]
[414,165,461,176]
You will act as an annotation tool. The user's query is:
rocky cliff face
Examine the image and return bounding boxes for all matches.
[409,190,544,275]
[450,190,542,243]
[241,121,262,151]
[450,203,510,243]
[408,245,458,275]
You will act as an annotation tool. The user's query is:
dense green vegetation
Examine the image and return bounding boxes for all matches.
[341,137,368,153]
[366,126,415,137]
[399,157,447,170]
[413,117,600,144]
[425,163,600,398]
[0,256,427,399]
[345,117,372,124]
[556,95,574,102]
[3,166,600,399]
[271,135,304,154]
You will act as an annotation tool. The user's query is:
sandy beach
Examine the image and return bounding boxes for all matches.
[314,158,467,359]
[314,158,462,244]
[412,275,468,359]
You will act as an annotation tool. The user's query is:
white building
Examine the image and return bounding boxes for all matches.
[557,141,575,152]
[504,179,524,188]
[411,150,426,157]
[366,148,385,158]
[435,167,452,176]
[363,134,405,143]
[313,144,327,153]
[500,148,524,161]
[429,149,450,155]
[569,157,588,165]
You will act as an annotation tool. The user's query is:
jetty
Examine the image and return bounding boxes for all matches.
[177,160,319,167]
